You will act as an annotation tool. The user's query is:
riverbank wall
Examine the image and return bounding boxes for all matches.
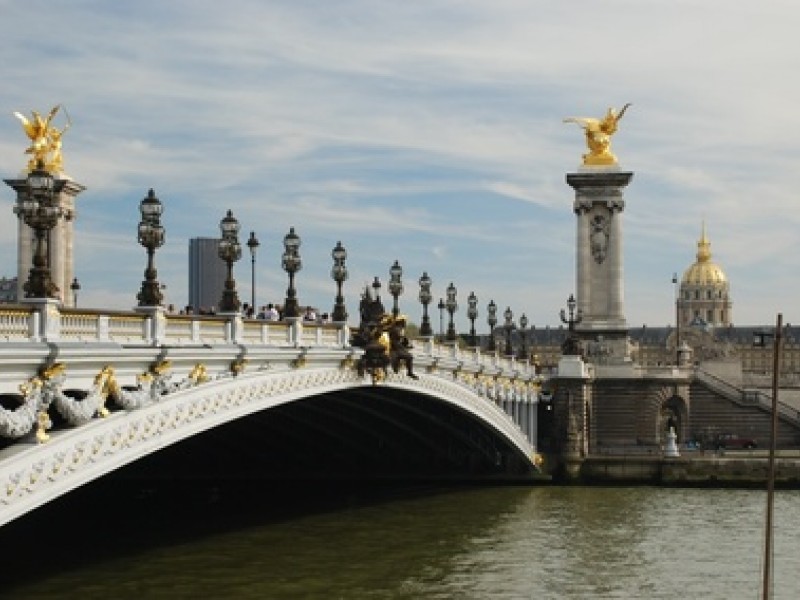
[550,452,800,487]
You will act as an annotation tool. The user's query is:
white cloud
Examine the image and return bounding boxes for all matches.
[0,0,797,328]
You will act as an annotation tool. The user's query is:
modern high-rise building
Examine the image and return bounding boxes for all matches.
[188,238,225,313]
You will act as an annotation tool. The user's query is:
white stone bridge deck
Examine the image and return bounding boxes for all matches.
[0,303,544,527]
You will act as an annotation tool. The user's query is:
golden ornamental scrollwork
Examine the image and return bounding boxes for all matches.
[189,363,210,384]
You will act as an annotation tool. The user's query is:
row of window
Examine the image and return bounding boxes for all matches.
[683,288,728,300]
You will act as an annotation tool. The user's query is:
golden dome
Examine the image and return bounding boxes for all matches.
[682,224,727,285]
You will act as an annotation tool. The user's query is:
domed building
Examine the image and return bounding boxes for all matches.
[679,224,732,328]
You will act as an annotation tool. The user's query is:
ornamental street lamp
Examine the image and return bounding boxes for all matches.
[518,313,529,361]
[388,260,403,317]
[281,226,302,318]
[503,306,515,357]
[218,209,242,313]
[445,282,457,343]
[418,272,433,337]
[487,300,498,352]
[136,189,165,307]
[560,293,583,356]
[467,291,478,348]
[437,298,445,340]
[372,276,382,303]
[331,241,348,322]
[246,231,260,314]
[70,277,80,307]
[560,293,582,331]
[17,163,64,300]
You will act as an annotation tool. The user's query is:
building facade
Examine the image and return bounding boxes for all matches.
[188,237,225,313]
[679,224,732,328]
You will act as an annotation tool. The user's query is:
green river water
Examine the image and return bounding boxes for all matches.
[1,482,798,599]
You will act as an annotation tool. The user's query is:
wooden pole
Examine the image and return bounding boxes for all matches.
[762,312,782,599]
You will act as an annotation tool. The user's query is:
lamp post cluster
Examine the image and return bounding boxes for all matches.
[136,189,165,307]
[467,292,478,348]
[445,282,458,343]
[388,260,403,317]
[281,226,302,318]
[418,272,433,337]
[16,163,64,300]
[503,306,515,357]
[68,182,543,346]
[518,313,529,361]
[13,164,554,359]
[487,300,498,352]
[331,241,348,322]
[218,209,242,313]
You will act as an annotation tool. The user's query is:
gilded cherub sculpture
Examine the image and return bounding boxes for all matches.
[13,104,71,173]
[564,103,631,166]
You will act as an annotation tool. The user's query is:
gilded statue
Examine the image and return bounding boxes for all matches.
[563,103,631,166]
[13,105,71,173]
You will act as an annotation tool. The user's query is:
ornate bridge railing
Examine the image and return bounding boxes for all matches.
[0,302,544,455]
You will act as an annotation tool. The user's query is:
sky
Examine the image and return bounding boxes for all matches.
[1,0,798,331]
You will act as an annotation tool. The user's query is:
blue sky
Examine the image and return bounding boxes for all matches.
[1,0,798,330]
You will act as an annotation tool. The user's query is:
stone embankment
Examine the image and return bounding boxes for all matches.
[559,451,800,487]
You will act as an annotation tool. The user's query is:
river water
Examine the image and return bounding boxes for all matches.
[2,482,798,599]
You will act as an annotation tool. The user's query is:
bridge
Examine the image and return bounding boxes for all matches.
[0,302,544,527]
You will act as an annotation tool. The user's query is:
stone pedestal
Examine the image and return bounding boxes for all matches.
[5,177,86,307]
[21,298,61,342]
[554,355,593,481]
[566,167,633,363]
[134,305,167,345]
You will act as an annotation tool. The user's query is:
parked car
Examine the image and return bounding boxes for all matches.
[714,433,757,450]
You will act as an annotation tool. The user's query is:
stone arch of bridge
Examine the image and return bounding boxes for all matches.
[0,367,536,527]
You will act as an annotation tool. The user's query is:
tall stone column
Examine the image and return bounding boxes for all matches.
[4,178,86,306]
[566,169,633,362]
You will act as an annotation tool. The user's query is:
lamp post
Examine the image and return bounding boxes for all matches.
[518,313,529,361]
[437,298,445,340]
[418,272,433,337]
[218,209,242,313]
[246,231,259,314]
[445,282,457,343]
[70,277,80,307]
[372,276,382,303]
[388,260,403,317]
[487,300,497,352]
[281,226,302,318]
[136,189,165,307]
[560,293,583,356]
[331,241,348,322]
[17,163,64,300]
[503,306,515,357]
[672,272,681,365]
[467,291,478,348]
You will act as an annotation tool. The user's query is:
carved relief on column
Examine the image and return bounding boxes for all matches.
[589,213,610,264]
